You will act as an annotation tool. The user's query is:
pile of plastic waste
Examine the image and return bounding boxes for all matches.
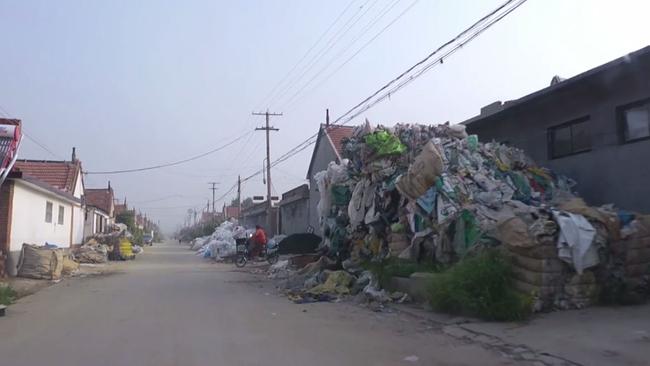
[315,122,580,264]
[188,219,250,261]
[275,122,650,310]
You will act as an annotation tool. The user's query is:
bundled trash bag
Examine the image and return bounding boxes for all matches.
[73,244,108,263]
[395,141,443,200]
[17,244,64,280]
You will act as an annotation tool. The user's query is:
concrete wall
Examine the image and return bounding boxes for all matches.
[241,203,279,237]
[280,198,310,235]
[308,132,338,235]
[466,54,650,213]
[279,184,310,235]
[5,180,76,275]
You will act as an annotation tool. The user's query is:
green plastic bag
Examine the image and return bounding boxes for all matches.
[331,185,351,206]
[364,131,407,157]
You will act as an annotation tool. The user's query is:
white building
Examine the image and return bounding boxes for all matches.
[84,183,115,237]
[0,154,85,276]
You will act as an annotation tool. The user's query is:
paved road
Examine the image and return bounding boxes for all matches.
[0,241,520,366]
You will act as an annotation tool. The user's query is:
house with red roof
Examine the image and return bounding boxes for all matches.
[305,124,355,235]
[84,182,115,237]
[0,148,86,275]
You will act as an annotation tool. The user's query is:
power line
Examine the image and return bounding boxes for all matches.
[256,0,357,110]
[280,0,412,110]
[283,0,420,111]
[85,130,254,175]
[266,0,375,109]
[240,0,528,183]
[334,0,528,125]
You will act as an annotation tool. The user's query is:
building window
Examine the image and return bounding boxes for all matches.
[548,117,591,159]
[619,99,650,143]
[45,201,53,223]
[58,205,65,225]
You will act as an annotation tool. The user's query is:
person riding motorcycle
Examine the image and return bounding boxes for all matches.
[250,225,267,258]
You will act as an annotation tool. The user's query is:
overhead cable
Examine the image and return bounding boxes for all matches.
[85,131,254,175]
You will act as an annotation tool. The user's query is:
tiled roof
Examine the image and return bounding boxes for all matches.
[114,203,128,215]
[12,159,81,194]
[85,188,114,214]
[306,124,355,178]
[324,125,355,157]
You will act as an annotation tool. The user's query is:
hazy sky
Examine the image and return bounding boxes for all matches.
[1,0,649,232]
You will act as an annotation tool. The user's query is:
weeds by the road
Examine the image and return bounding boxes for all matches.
[426,250,532,321]
[0,285,17,305]
[363,257,441,287]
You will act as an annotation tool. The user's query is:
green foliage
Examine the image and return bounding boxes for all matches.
[131,227,143,246]
[362,257,441,288]
[426,250,532,321]
[115,211,135,229]
[0,285,17,305]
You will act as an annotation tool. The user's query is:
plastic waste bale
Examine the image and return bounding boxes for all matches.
[211,240,236,260]
[73,244,109,263]
[17,244,64,280]
[395,140,443,200]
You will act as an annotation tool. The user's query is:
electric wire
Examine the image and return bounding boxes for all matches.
[256,0,357,110]
[238,0,528,185]
[283,0,419,111]
[85,130,254,175]
[266,0,375,109]
[279,0,411,111]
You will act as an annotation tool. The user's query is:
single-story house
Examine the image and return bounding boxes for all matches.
[0,154,85,275]
[463,45,650,213]
[84,182,115,237]
[306,124,355,235]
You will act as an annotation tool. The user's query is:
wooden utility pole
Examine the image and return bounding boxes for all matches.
[208,182,219,213]
[237,175,242,220]
[253,110,281,233]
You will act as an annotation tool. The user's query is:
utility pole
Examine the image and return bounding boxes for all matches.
[253,110,281,233]
[237,175,242,221]
[208,182,219,213]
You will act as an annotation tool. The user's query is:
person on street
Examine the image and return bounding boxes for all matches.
[250,224,267,258]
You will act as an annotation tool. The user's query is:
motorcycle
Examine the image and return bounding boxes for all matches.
[235,237,279,267]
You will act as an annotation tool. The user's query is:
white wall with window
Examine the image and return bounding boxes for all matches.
[9,179,76,252]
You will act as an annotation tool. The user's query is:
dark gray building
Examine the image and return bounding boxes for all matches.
[278,184,310,235]
[464,46,650,213]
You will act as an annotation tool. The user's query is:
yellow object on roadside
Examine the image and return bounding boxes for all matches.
[119,238,133,259]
